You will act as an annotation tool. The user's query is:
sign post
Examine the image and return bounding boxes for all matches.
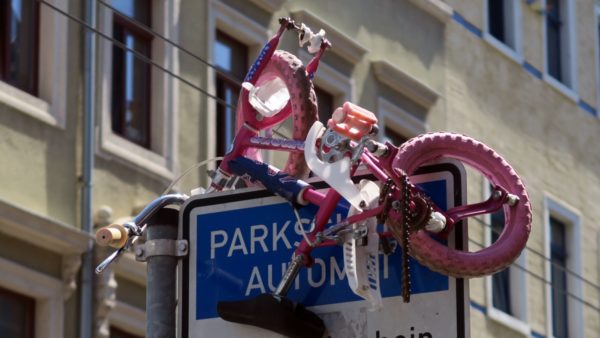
[180,161,469,338]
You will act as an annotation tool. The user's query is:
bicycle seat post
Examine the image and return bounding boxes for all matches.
[273,254,304,297]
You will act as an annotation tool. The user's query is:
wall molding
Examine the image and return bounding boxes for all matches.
[408,0,453,22]
[0,198,91,255]
[372,60,439,108]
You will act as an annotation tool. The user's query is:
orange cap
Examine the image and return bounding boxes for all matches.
[327,102,378,140]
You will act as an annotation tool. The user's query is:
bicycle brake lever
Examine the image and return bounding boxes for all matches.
[95,245,126,274]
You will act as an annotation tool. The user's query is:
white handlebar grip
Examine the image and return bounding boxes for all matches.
[95,224,128,248]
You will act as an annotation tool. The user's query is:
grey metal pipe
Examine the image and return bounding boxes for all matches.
[146,209,179,338]
[81,0,97,337]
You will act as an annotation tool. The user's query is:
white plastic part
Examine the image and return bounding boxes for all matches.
[299,23,326,54]
[304,122,364,210]
[190,187,206,196]
[242,78,290,118]
[425,211,446,233]
[343,180,382,311]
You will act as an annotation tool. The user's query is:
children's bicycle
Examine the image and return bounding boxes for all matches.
[95,18,531,338]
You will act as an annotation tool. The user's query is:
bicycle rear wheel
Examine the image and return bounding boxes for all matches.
[392,132,532,278]
[235,50,318,179]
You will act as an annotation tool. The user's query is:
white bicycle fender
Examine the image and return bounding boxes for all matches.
[344,180,382,311]
[304,121,364,210]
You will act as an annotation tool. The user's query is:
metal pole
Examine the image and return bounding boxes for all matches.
[81,0,97,337]
[144,208,180,338]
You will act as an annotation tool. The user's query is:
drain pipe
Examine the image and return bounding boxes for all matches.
[81,0,97,337]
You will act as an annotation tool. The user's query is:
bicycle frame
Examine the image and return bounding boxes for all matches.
[208,18,512,297]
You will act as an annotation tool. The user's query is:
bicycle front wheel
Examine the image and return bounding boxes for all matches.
[235,50,318,179]
[392,132,532,278]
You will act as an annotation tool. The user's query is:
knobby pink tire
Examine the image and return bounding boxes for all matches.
[392,133,532,278]
[236,50,318,179]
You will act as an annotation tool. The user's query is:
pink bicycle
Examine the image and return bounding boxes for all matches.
[96,18,531,338]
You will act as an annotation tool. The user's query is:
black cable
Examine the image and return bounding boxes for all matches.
[97,0,241,85]
[472,216,600,292]
[468,237,600,312]
[38,0,293,140]
[38,0,234,108]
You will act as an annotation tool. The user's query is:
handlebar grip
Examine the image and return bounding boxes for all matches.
[96,224,129,248]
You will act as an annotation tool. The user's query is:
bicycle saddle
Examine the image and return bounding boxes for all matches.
[217,294,325,338]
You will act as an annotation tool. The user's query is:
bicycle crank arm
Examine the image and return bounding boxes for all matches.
[442,186,518,229]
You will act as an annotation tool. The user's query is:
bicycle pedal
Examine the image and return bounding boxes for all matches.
[379,236,397,255]
[217,294,325,338]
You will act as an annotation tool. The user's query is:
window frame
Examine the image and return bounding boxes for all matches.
[483,183,530,336]
[543,196,583,338]
[206,1,269,166]
[0,0,41,96]
[483,0,524,63]
[299,49,355,122]
[98,0,179,180]
[377,97,426,145]
[111,11,154,149]
[0,286,35,338]
[214,30,248,157]
[0,257,63,338]
[0,0,68,128]
[109,301,145,337]
[542,0,578,101]
[595,4,600,119]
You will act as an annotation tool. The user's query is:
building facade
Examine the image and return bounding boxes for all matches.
[0,0,598,337]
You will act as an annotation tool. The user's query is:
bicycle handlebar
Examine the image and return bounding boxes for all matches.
[94,193,188,274]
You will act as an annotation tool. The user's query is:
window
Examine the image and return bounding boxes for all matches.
[0,0,68,127]
[314,86,335,124]
[383,126,409,145]
[0,287,35,338]
[544,0,575,90]
[110,0,153,148]
[549,217,569,338]
[490,208,512,314]
[99,0,178,178]
[377,98,425,145]
[0,0,39,95]
[486,0,518,51]
[484,184,529,334]
[544,197,583,338]
[214,31,247,156]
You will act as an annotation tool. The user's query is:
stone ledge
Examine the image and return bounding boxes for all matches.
[0,198,91,255]
[249,0,287,13]
[372,60,439,109]
[408,0,453,22]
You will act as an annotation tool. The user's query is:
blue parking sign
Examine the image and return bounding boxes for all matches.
[181,162,469,338]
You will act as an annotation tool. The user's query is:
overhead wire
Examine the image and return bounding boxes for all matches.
[38,0,293,140]
[468,237,600,313]
[97,0,293,140]
[97,0,241,85]
[471,216,600,292]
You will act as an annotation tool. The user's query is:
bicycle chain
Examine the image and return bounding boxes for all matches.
[376,179,393,225]
[401,172,412,303]
[377,176,411,302]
